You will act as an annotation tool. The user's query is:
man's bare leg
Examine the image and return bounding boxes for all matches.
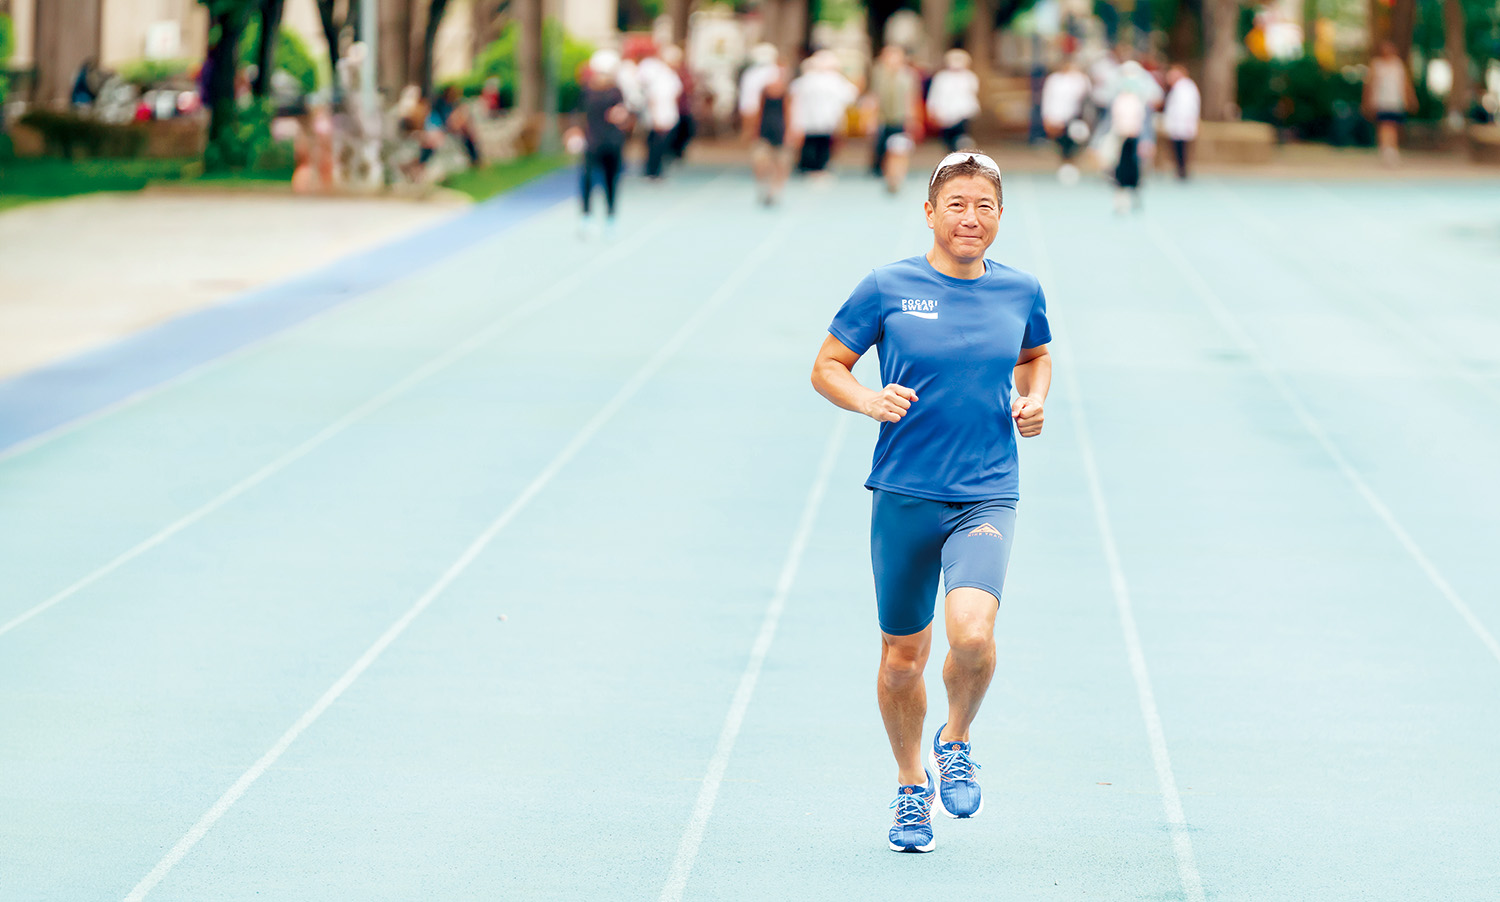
[939,587,999,743]
[878,625,933,786]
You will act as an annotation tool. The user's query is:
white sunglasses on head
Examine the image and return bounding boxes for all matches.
[929,152,1002,186]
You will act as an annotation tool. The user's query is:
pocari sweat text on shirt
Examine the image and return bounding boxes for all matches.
[829,254,1051,502]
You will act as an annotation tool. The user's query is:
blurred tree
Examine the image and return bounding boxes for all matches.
[240,17,322,95]
[1202,0,1238,119]
[1441,0,1471,116]
[198,0,256,168]
[316,0,359,102]
[415,0,451,94]
[253,0,285,96]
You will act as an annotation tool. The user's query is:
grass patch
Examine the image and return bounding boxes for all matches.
[0,157,294,210]
[0,157,198,200]
[0,150,564,213]
[442,153,570,202]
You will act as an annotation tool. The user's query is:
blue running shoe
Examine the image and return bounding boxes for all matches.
[888,771,936,852]
[930,725,983,818]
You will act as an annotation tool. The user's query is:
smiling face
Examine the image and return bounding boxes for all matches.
[925,174,1001,263]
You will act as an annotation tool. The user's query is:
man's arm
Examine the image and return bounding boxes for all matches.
[811,333,916,422]
[1011,343,1051,437]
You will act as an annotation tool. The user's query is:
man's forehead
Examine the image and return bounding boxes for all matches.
[938,177,1000,202]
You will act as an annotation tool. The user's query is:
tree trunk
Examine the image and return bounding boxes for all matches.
[206,8,250,168]
[516,0,542,114]
[254,0,286,97]
[1389,0,1415,61]
[921,0,951,68]
[1443,0,1471,119]
[33,0,103,108]
[779,0,806,59]
[965,0,991,72]
[417,0,451,94]
[670,0,690,47]
[379,0,413,94]
[317,0,346,102]
[1167,0,1201,63]
[1201,0,1238,120]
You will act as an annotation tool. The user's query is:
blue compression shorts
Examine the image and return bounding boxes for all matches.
[871,489,1018,636]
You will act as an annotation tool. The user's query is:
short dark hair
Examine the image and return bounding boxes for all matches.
[928,153,1003,207]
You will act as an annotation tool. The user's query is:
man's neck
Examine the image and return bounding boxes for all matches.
[927,247,986,280]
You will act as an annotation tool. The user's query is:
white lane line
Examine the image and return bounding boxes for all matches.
[122,218,789,902]
[0,180,724,642]
[659,415,849,902]
[1143,217,1500,668]
[1018,178,1207,902]
[1208,183,1500,407]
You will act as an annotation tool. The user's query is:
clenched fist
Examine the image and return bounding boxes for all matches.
[863,384,917,423]
[1011,395,1044,437]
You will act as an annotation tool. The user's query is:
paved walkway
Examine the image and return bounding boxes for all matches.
[0,191,466,378]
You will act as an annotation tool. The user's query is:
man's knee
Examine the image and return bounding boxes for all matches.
[948,629,994,662]
[879,635,930,688]
[945,587,998,662]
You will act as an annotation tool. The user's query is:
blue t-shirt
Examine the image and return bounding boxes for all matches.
[828,254,1051,502]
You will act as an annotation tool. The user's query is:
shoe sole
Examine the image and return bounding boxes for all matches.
[888,837,936,852]
[929,749,984,819]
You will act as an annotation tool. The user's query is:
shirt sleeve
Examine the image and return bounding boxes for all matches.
[1022,279,1052,349]
[828,271,883,356]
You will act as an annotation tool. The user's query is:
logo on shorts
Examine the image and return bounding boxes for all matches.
[968,523,1003,538]
[900,299,939,319]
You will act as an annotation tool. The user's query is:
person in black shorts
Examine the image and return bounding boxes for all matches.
[572,50,633,238]
[752,65,793,207]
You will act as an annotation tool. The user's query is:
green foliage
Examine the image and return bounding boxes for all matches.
[17,110,150,158]
[119,58,195,88]
[0,157,196,199]
[1235,57,1452,143]
[816,0,863,25]
[240,20,321,94]
[441,153,571,201]
[465,21,595,113]
[1,13,14,104]
[204,99,279,171]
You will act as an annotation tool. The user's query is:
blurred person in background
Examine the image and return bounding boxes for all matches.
[432,85,482,166]
[740,44,783,139]
[72,58,103,108]
[1108,61,1151,213]
[1365,41,1416,166]
[1162,65,1200,180]
[869,45,920,191]
[1088,48,1121,124]
[752,64,795,205]
[926,50,980,153]
[663,46,697,161]
[792,50,858,176]
[1041,58,1091,184]
[639,46,684,180]
[571,50,633,237]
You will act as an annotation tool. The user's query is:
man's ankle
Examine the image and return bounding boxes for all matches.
[939,726,970,745]
[898,769,929,788]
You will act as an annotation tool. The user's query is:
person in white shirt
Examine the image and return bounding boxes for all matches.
[1041,59,1091,173]
[638,48,683,179]
[739,43,783,140]
[790,50,858,174]
[926,50,981,152]
[1161,65,1200,179]
[1363,40,1415,165]
[1109,61,1151,213]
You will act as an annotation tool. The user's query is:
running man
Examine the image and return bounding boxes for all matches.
[809,152,1052,853]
